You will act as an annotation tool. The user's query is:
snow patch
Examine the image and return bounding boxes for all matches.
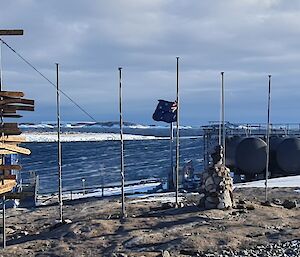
[235,175,300,188]
[127,192,184,203]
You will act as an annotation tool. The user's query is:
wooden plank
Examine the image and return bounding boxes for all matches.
[0,98,34,106]
[0,143,31,155]
[0,136,26,143]
[0,105,34,112]
[0,165,21,171]
[0,91,24,98]
[0,30,23,36]
[0,123,18,129]
[0,124,20,135]
[0,150,18,155]
[2,114,22,118]
[0,175,16,180]
[0,180,17,195]
[0,109,17,114]
[0,129,21,135]
[3,142,19,146]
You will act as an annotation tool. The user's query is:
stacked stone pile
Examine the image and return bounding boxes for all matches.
[199,145,233,209]
[200,165,233,209]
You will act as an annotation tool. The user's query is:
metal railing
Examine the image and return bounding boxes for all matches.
[37,178,163,205]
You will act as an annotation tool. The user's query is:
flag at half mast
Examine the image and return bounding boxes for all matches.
[152,99,177,123]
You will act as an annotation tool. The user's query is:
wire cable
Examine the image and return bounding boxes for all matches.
[0,38,98,122]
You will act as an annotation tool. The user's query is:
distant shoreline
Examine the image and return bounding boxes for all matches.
[22,131,162,142]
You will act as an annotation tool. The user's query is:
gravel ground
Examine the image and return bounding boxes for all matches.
[200,240,300,257]
[0,187,298,257]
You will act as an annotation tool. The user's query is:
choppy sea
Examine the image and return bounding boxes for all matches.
[18,124,204,194]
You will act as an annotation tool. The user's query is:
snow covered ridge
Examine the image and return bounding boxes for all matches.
[19,121,197,130]
[23,132,160,142]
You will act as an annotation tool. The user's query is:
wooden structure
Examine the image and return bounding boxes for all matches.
[0,28,31,249]
[0,91,34,195]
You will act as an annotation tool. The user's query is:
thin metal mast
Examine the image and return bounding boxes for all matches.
[175,57,180,206]
[0,38,6,249]
[221,72,225,165]
[219,73,222,146]
[119,67,126,219]
[169,122,174,189]
[56,63,63,223]
[265,75,271,202]
[0,41,2,88]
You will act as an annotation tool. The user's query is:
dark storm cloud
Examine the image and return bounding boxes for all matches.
[1,0,300,124]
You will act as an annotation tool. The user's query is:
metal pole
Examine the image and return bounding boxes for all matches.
[175,57,180,206]
[56,63,63,223]
[119,67,126,219]
[221,72,225,165]
[265,75,271,202]
[2,195,5,249]
[218,73,222,146]
[82,178,85,195]
[169,123,174,189]
[0,40,6,249]
[0,40,2,89]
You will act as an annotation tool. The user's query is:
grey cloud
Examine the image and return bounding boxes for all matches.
[1,0,300,124]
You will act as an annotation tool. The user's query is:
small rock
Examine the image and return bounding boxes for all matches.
[282,199,297,209]
[64,219,72,224]
[246,204,255,210]
[238,199,246,205]
[237,209,247,214]
[160,250,170,257]
[272,198,282,205]
[80,226,91,233]
[235,204,246,209]
[178,202,184,208]
[162,202,174,209]
[261,200,272,207]
[180,249,200,256]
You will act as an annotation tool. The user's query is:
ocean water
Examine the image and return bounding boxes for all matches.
[18,126,203,194]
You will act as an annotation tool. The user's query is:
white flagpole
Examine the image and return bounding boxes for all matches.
[265,75,271,202]
[175,57,180,206]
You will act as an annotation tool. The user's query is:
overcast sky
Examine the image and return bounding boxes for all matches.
[1,0,300,125]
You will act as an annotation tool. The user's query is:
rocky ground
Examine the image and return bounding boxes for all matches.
[0,187,299,257]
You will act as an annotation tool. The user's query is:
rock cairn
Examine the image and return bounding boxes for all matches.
[199,145,233,209]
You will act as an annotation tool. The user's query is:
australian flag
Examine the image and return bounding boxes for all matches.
[152,99,177,123]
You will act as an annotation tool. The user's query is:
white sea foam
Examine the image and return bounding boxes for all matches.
[19,124,55,129]
[128,124,152,129]
[23,132,160,142]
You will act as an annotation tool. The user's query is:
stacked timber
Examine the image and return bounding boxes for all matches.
[0,91,34,196]
[199,145,233,209]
